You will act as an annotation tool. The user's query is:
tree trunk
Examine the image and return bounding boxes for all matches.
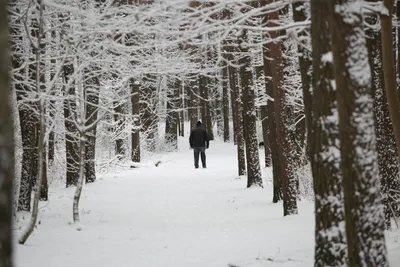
[329,1,388,265]
[310,0,348,264]
[165,78,179,151]
[0,2,14,263]
[187,77,198,130]
[114,101,125,159]
[73,132,86,223]
[367,19,399,229]
[234,69,246,177]
[131,78,141,162]
[222,53,230,142]
[64,63,79,187]
[397,1,400,97]
[19,1,47,244]
[267,5,297,214]
[179,82,185,137]
[239,30,262,188]
[140,74,158,152]
[261,5,281,203]
[381,0,400,173]
[292,2,313,160]
[228,64,237,145]
[199,74,207,130]
[84,70,100,183]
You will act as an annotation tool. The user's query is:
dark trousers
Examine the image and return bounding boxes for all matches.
[193,147,206,168]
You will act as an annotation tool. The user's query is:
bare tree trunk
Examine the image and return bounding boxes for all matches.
[73,132,86,223]
[64,63,79,187]
[140,74,158,152]
[187,77,198,130]
[261,5,281,203]
[131,78,140,162]
[231,63,246,176]
[200,74,207,129]
[179,82,185,137]
[367,18,399,229]
[310,0,348,264]
[228,64,237,145]
[12,5,38,210]
[114,101,125,159]
[222,54,230,142]
[381,0,400,168]
[239,31,262,187]
[19,0,47,244]
[329,1,388,265]
[267,5,297,214]
[293,2,312,160]
[0,2,14,264]
[165,78,179,151]
[84,69,100,183]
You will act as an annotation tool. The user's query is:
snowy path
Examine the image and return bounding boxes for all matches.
[15,139,400,267]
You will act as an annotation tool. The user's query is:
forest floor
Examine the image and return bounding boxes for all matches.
[14,137,400,267]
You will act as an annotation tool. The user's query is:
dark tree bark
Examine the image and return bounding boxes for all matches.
[239,30,262,188]
[310,0,347,265]
[179,82,184,137]
[222,52,230,142]
[140,74,158,152]
[131,78,141,162]
[267,4,297,214]
[204,77,214,141]
[187,77,198,130]
[84,69,100,183]
[64,63,79,187]
[262,44,281,202]
[255,65,271,167]
[292,2,313,160]
[0,3,14,264]
[165,78,179,150]
[10,4,36,210]
[228,64,237,145]
[233,67,246,177]
[366,18,399,229]
[380,0,400,176]
[14,59,36,209]
[329,1,388,266]
[114,101,126,159]
[199,74,207,129]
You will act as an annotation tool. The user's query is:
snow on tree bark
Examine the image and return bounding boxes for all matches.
[63,62,80,187]
[328,0,388,266]
[140,74,158,152]
[310,0,348,265]
[84,68,100,183]
[239,30,262,188]
[366,21,399,229]
[292,2,313,160]
[221,49,230,142]
[10,6,35,211]
[262,42,281,203]
[267,4,297,214]
[0,1,14,264]
[131,78,141,163]
[19,0,48,244]
[165,78,179,151]
[230,59,246,177]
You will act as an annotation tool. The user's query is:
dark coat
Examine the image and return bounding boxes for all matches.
[189,126,209,148]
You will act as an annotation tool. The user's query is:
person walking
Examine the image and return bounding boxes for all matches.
[189,121,209,168]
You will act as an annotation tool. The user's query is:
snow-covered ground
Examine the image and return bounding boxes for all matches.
[14,138,400,267]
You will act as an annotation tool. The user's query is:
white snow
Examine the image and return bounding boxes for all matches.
[14,137,400,267]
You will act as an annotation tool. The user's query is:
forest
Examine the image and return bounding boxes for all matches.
[1,0,400,266]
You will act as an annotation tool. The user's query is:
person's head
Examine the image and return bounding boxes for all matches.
[196,121,202,127]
